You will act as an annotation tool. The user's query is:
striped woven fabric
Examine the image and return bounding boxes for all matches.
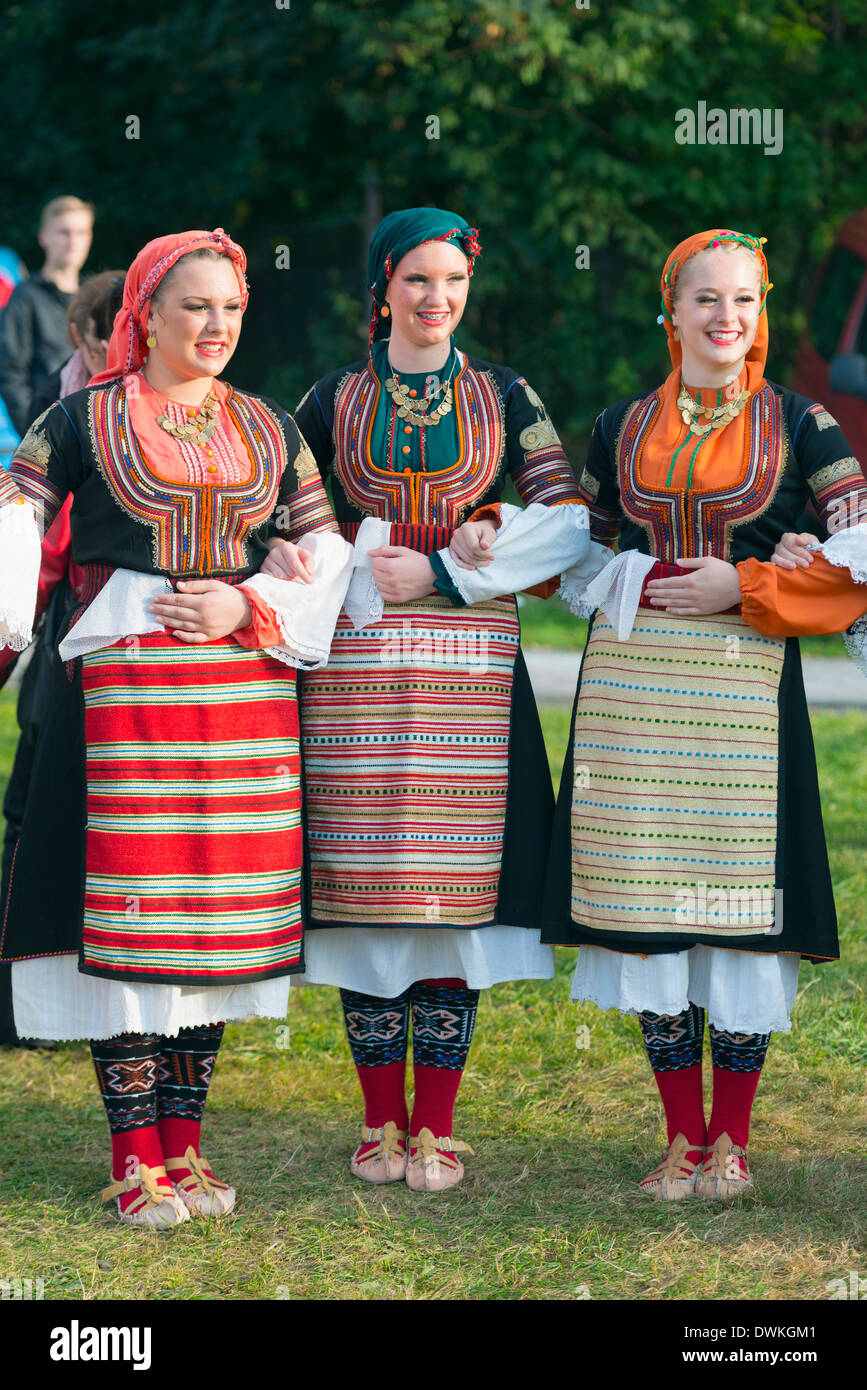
[570,610,786,936]
[80,633,302,981]
[302,595,520,926]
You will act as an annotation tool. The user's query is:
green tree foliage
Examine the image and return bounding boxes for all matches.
[2,0,864,446]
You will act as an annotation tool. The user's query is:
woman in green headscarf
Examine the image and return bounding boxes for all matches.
[263,206,587,1191]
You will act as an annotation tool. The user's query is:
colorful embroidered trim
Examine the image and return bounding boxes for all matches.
[616,385,784,560]
[332,359,505,526]
[87,382,286,573]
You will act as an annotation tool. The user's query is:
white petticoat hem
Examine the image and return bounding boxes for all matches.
[295,925,555,995]
[11,954,291,1041]
[570,944,801,1034]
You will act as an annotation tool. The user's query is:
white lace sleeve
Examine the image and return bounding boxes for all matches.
[435,502,600,604]
[817,523,867,678]
[559,547,616,617]
[819,522,867,583]
[59,531,355,670]
[0,500,42,651]
[243,530,355,668]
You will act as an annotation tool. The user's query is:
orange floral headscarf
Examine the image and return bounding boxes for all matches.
[658,228,772,383]
[639,229,774,500]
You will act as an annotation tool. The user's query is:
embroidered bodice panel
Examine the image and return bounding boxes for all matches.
[331,358,507,528]
[88,380,287,574]
[615,384,786,561]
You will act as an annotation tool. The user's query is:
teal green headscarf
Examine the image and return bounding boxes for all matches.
[367,206,482,346]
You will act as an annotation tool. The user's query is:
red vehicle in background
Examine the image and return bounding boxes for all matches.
[795,209,867,475]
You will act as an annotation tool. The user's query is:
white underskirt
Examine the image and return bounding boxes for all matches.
[11,954,291,1041]
[296,926,555,996]
[571,944,800,1034]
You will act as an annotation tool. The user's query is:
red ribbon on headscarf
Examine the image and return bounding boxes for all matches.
[89,228,248,386]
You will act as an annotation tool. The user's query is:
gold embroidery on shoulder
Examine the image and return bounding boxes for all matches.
[520,417,562,452]
[579,466,600,500]
[15,407,55,473]
[294,439,320,480]
[810,406,838,431]
[517,382,562,453]
[810,456,862,494]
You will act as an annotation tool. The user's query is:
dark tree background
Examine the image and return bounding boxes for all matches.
[2,0,865,451]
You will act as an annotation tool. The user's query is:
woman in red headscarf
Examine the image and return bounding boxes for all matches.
[0,230,349,1226]
[542,229,867,1201]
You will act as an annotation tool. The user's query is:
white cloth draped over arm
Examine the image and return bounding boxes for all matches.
[434,501,612,605]
[344,505,648,641]
[59,529,356,669]
[817,521,867,583]
[810,521,867,678]
[243,529,355,667]
[0,499,43,650]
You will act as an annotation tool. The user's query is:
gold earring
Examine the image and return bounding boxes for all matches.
[673,327,680,341]
[146,332,157,348]
[380,303,390,318]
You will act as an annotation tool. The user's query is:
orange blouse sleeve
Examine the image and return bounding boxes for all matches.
[466,502,503,529]
[737,553,867,637]
[233,585,284,649]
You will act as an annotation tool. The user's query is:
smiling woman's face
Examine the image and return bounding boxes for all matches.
[384,240,470,352]
[672,246,763,386]
[147,255,243,384]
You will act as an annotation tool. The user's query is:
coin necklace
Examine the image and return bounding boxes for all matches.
[156,388,221,446]
[384,359,457,428]
[676,382,750,438]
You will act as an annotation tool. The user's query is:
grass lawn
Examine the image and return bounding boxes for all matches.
[0,684,864,1302]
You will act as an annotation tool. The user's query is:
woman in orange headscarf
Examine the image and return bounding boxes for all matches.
[0,230,349,1225]
[541,229,867,1201]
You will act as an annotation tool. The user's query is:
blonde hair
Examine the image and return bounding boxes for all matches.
[672,241,762,303]
[40,196,95,230]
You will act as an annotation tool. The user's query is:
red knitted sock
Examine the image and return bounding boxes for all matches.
[353,1060,409,1159]
[110,1125,172,1214]
[157,1116,205,1185]
[410,1063,464,1142]
[707,1067,762,1151]
[651,1064,706,1155]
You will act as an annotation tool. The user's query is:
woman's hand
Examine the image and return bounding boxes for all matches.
[260,538,315,583]
[449,519,498,571]
[148,579,253,642]
[645,556,742,615]
[770,531,817,570]
[368,546,436,602]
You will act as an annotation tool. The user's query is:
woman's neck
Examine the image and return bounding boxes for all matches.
[140,362,218,405]
[680,355,748,391]
[382,331,452,375]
